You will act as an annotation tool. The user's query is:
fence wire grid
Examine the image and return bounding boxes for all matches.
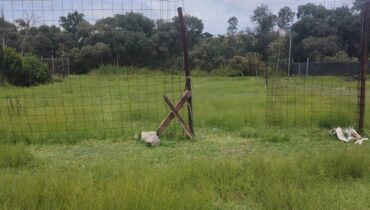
[0,0,184,25]
[1,70,185,140]
[0,0,187,141]
[266,62,360,129]
[265,0,368,130]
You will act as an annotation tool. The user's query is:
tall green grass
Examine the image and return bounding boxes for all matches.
[0,144,32,168]
[0,147,368,210]
[194,77,267,130]
[267,76,359,128]
[0,70,185,143]
[0,71,368,144]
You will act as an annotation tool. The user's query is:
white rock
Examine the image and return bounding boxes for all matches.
[141,131,160,147]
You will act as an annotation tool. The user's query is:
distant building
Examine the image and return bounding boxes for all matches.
[201,32,214,38]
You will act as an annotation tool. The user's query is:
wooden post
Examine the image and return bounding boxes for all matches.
[163,94,194,139]
[288,31,292,76]
[178,7,194,136]
[255,52,258,77]
[265,65,268,88]
[67,57,70,78]
[157,90,192,136]
[359,0,369,132]
[306,58,310,77]
[51,55,55,75]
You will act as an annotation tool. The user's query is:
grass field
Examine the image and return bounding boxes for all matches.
[0,70,370,209]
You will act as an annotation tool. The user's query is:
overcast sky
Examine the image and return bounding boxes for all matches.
[184,0,351,35]
[1,0,351,35]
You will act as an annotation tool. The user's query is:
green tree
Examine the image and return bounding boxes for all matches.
[297,3,329,19]
[21,53,51,86]
[277,7,295,29]
[301,35,341,61]
[291,4,361,61]
[191,37,228,71]
[60,11,87,34]
[251,4,277,60]
[322,51,358,62]
[230,53,265,76]
[95,13,154,36]
[1,48,49,86]
[24,34,53,58]
[173,15,204,48]
[252,4,277,34]
[1,48,23,85]
[227,16,238,36]
[0,18,19,49]
[149,21,181,67]
[69,42,112,74]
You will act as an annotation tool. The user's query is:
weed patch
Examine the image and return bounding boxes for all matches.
[0,144,33,168]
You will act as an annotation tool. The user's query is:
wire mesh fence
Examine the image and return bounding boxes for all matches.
[41,57,70,77]
[266,62,360,129]
[0,0,184,25]
[0,68,184,141]
[264,0,368,130]
[0,0,187,141]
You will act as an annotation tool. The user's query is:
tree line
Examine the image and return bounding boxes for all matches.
[0,1,366,84]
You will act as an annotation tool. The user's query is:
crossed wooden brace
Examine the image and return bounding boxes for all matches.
[157,90,194,139]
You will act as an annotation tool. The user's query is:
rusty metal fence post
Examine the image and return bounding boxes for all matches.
[177,7,194,136]
[359,0,369,132]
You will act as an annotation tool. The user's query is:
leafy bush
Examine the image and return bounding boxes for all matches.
[322,51,358,63]
[69,42,112,74]
[1,48,23,85]
[21,54,51,86]
[1,48,51,86]
[230,53,265,76]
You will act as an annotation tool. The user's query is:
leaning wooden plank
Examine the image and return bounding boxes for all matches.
[157,90,191,135]
[163,95,194,139]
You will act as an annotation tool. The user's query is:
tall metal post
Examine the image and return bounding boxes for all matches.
[255,52,258,77]
[359,0,369,132]
[67,58,70,78]
[178,7,194,136]
[288,31,292,76]
[306,57,310,77]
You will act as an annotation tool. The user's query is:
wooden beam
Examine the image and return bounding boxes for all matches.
[178,7,194,135]
[157,90,191,136]
[359,0,369,132]
[163,95,194,139]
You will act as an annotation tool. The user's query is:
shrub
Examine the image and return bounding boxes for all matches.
[1,48,23,85]
[1,48,50,86]
[322,51,358,63]
[230,53,265,76]
[21,54,51,86]
[69,42,112,74]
